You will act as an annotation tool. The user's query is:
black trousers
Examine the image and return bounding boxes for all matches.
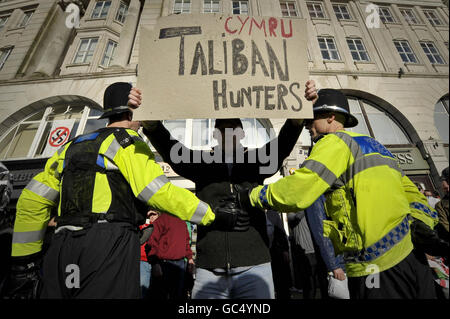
[40,222,140,299]
[348,250,437,299]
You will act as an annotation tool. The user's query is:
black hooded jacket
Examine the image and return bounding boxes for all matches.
[143,120,303,269]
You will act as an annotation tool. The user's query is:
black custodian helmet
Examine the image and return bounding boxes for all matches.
[313,89,358,128]
[99,82,133,119]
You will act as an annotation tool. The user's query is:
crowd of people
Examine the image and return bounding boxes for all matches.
[0,80,448,300]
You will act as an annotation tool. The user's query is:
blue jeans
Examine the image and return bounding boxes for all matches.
[140,261,152,299]
[192,262,275,299]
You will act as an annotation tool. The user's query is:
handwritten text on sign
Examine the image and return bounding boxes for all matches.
[135,14,311,120]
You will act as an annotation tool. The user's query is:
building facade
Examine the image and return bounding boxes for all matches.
[0,0,448,208]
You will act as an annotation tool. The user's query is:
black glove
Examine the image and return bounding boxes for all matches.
[4,256,42,299]
[211,196,250,232]
[235,186,253,213]
[411,218,449,258]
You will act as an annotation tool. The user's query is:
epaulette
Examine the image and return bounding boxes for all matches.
[113,129,135,148]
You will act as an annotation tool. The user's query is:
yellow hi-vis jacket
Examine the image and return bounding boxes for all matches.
[250,130,438,277]
[12,128,215,257]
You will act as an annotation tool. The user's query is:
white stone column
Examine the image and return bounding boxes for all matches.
[111,0,141,68]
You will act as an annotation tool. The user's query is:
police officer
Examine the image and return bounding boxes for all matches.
[236,88,439,299]
[7,82,240,299]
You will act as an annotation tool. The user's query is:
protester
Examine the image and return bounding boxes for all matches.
[233,88,439,299]
[128,80,318,299]
[147,212,194,299]
[139,210,160,299]
[287,209,328,299]
[5,82,237,299]
[303,195,349,299]
[425,190,440,209]
[266,210,292,299]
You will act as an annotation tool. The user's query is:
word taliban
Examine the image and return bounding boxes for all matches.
[176,17,302,112]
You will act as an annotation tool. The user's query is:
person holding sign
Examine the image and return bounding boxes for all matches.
[6,82,242,299]
[231,88,438,299]
[128,80,318,299]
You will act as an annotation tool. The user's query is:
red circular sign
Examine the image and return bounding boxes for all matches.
[49,127,70,147]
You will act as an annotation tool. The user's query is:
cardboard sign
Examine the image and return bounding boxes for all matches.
[42,120,75,157]
[135,14,312,120]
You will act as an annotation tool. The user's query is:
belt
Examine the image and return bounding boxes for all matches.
[344,215,410,263]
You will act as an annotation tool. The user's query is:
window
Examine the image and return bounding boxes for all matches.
[73,38,98,64]
[434,96,449,143]
[347,98,410,145]
[299,96,411,146]
[0,47,12,70]
[423,10,443,26]
[379,7,395,23]
[420,42,446,65]
[307,2,325,18]
[0,105,108,160]
[393,40,418,63]
[115,1,128,23]
[347,38,370,62]
[0,14,9,31]
[173,0,191,14]
[101,40,118,67]
[91,1,111,19]
[203,0,220,13]
[161,118,270,150]
[333,4,351,20]
[318,36,340,61]
[280,1,298,17]
[18,10,33,27]
[400,8,420,25]
[232,1,248,15]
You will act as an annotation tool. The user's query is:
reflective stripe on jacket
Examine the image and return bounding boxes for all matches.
[12,128,215,257]
[250,130,438,277]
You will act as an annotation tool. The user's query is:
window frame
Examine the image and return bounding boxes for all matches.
[393,40,418,64]
[347,97,412,146]
[280,1,299,17]
[332,3,352,21]
[100,39,118,67]
[115,1,128,23]
[73,37,99,64]
[307,2,326,19]
[0,105,107,160]
[203,0,220,13]
[420,41,446,65]
[379,6,396,24]
[346,38,370,62]
[232,0,249,15]
[399,8,420,25]
[91,0,112,19]
[0,46,13,70]
[317,36,341,61]
[0,14,9,31]
[173,0,192,14]
[423,9,443,26]
[18,10,33,27]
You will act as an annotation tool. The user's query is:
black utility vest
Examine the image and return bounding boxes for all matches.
[56,127,146,227]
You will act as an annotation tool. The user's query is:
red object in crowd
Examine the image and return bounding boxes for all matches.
[140,223,151,262]
[147,213,192,261]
